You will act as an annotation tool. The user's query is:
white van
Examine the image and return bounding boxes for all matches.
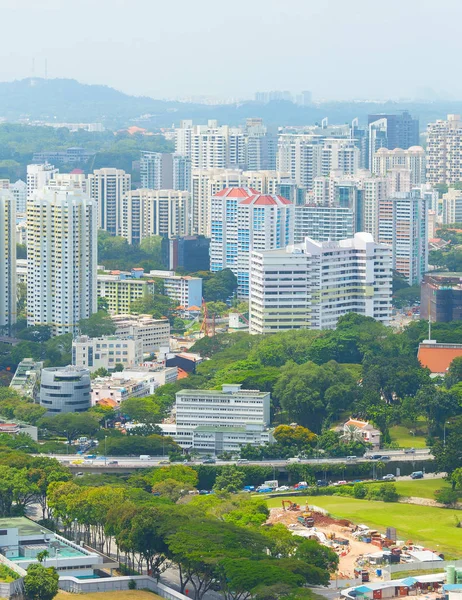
[286,457,301,463]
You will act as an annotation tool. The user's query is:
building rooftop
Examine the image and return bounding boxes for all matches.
[418,342,462,374]
[0,517,51,537]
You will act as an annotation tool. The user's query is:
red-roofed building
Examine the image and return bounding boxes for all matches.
[342,418,381,449]
[417,342,462,376]
[210,187,294,297]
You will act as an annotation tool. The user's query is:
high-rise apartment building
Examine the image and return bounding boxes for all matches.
[27,188,97,336]
[294,205,354,242]
[210,187,294,297]
[87,168,131,233]
[0,191,16,331]
[47,171,88,193]
[97,272,156,314]
[442,188,462,224]
[372,146,426,186]
[140,152,191,191]
[120,189,191,243]
[249,233,392,334]
[427,114,462,185]
[11,180,27,213]
[26,163,59,199]
[377,190,428,285]
[244,118,278,170]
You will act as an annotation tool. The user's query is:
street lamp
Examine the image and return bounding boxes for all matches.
[104,436,107,465]
[444,421,450,446]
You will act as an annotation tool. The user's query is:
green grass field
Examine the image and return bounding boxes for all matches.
[372,478,452,499]
[389,425,427,448]
[266,495,462,556]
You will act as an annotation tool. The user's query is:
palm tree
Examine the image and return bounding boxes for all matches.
[340,424,364,444]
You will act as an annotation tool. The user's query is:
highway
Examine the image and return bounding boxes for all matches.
[39,448,433,471]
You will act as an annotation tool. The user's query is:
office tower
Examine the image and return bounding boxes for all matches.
[377,190,428,285]
[427,114,462,185]
[421,274,462,323]
[368,111,419,150]
[294,205,354,242]
[10,180,27,214]
[140,152,191,191]
[26,163,59,199]
[0,191,16,330]
[175,120,245,169]
[40,366,91,414]
[87,168,131,233]
[372,146,426,186]
[120,189,191,243]
[27,188,97,336]
[210,187,294,297]
[244,118,277,170]
[249,233,392,334]
[163,236,211,271]
[442,188,462,224]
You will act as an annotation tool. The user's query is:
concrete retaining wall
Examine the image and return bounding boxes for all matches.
[59,575,189,600]
[382,559,462,578]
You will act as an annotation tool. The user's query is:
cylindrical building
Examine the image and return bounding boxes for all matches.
[40,366,91,415]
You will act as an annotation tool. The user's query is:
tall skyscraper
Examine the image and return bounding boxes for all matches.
[140,152,191,191]
[368,111,419,150]
[249,233,392,334]
[427,114,462,185]
[210,187,294,297]
[27,188,97,336]
[0,191,16,331]
[26,163,59,199]
[244,118,277,171]
[87,168,131,233]
[120,189,192,243]
[378,190,428,285]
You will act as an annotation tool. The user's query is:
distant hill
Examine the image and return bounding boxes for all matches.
[1,77,462,129]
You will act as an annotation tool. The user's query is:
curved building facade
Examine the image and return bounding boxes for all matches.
[40,366,91,414]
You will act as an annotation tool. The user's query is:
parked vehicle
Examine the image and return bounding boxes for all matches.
[276,485,290,491]
[333,480,347,486]
[243,485,255,491]
[316,480,328,487]
[294,481,308,488]
[257,487,273,493]
[411,471,424,479]
[382,474,395,480]
[287,457,301,463]
[263,480,278,489]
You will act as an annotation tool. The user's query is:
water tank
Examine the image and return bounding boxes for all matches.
[446,566,455,585]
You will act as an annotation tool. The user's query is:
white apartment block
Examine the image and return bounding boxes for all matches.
[427,114,462,185]
[47,171,88,193]
[372,146,426,185]
[120,189,191,243]
[249,232,392,334]
[87,168,131,234]
[112,314,170,353]
[11,180,27,214]
[173,384,272,452]
[26,188,97,336]
[140,151,191,191]
[362,176,388,241]
[26,163,59,199]
[175,120,245,169]
[442,188,462,224]
[72,335,144,372]
[97,272,155,314]
[210,187,294,297]
[149,270,202,308]
[377,190,428,285]
[294,205,354,242]
[0,190,16,330]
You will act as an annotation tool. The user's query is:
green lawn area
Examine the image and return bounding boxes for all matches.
[389,425,427,448]
[266,495,462,556]
[371,478,453,500]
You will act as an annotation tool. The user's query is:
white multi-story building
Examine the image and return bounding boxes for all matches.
[362,176,388,241]
[47,171,88,193]
[0,190,16,330]
[442,188,462,224]
[249,232,392,334]
[91,371,160,406]
[26,163,59,199]
[373,146,426,185]
[173,384,272,452]
[427,114,462,185]
[40,366,91,414]
[97,271,155,314]
[120,189,191,243]
[26,188,97,336]
[244,118,277,170]
[175,120,245,169]
[72,335,143,372]
[140,152,191,191]
[378,190,428,285]
[294,205,354,242]
[11,180,27,214]
[87,168,131,234]
[149,270,202,308]
[112,314,170,353]
[210,187,294,297]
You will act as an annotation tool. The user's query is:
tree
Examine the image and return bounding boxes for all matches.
[79,311,116,337]
[272,425,316,448]
[295,539,339,572]
[434,488,459,507]
[24,563,59,600]
[130,294,175,319]
[446,357,462,388]
[38,413,100,440]
[150,465,198,488]
[91,367,109,379]
[152,479,194,502]
[121,396,165,424]
[114,363,124,372]
[214,466,245,493]
[203,269,238,302]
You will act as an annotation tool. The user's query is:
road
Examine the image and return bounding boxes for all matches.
[37,448,433,471]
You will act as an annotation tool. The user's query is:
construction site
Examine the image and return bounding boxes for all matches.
[267,501,445,582]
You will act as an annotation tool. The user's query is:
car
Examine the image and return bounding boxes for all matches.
[202,458,216,464]
[71,460,83,465]
[404,448,415,454]
[276,485,290,491]
[236,459,249,464]
[86,454,96,459]
[199,490,210,495]
[257,487,273,493]
[159,460,170,465]
[83,459,93,464]
[316,480,328,487]
[108,460,118,465]
[382,474,395,481]
[411,471,424,479]
[346,455,357,461]
[369,454,382,460]
[333,480,347,486]
[75,472,84,477]
[379,455,391,461]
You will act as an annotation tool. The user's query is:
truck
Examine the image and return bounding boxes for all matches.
[139,455,151,460]
[263,480,278,489]
[297,515,315,527]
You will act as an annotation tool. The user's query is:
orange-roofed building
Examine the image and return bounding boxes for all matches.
[342,418,381,450]
[177,368,189,380]
[96,397,119,409]
[210,187,294,297]
[418,341,462,376]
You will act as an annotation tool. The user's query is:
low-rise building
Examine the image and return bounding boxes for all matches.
[149,270,202,309]
[72,335,144,372]
[91,371,160,405]
[418,341,462,377]
[40,366,91,415]
[0,422,38,441]
[9,358,43,400]
[97,271,155,315]
[342,418,381,450]
[112,314,170,353]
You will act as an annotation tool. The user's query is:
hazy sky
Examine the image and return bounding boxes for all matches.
[0,0,460,100]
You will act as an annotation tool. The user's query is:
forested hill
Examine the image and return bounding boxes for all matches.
[3,77,462,128]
